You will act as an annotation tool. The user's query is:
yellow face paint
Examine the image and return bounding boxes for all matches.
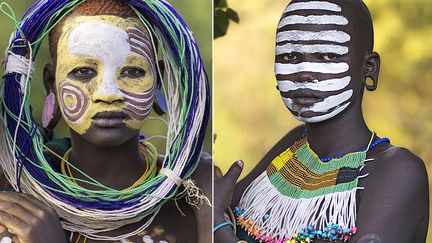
[56,15,157,134]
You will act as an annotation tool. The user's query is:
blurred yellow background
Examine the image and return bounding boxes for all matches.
[0,0,212,153]
[214,0,432,240]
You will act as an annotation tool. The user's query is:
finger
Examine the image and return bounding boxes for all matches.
[0,200,38,224]
[12,235,20,243]
[221,160,243,187]
[200,152,212,161]
[214,166,223,180]
[0,225,5,233]
[0,192,56,220]
[0,211,29,237]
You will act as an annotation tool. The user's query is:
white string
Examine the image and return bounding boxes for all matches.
[0,3,209,241]
[3,52,35,79]
[159,168,182,186]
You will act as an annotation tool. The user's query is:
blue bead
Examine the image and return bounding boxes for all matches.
[331,229,336,235]
[307,225,314,232]
[322,233,327,238]
[332,235,338,241]
[316,230,322,235]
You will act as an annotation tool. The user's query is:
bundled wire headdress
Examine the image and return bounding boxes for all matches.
[0,0,209,240]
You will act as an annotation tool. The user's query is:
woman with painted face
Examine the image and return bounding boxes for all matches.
[214,0,429,242]
[0,0,211,242]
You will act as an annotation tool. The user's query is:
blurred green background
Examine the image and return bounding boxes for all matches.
[214,0,432,240]
[0,0,212,153]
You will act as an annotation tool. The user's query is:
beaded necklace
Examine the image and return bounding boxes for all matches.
[235,133,390,243]
[61,142,158,243]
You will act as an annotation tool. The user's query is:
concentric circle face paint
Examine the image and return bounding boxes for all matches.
[56,15,157,134]
[59,81,90,123]
[275,1,354,123]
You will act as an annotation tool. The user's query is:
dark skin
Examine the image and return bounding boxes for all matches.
[0,16,211,243]
[214,0,429,242]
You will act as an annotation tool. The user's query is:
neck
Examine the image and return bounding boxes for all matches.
[305,101,372,159]
[68,132,147,190]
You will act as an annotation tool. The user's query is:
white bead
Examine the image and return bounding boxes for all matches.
[0,237,12,243]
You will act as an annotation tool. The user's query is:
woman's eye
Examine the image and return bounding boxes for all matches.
[282,53,298,62]
[121,67,146,79]
[70,67,97,80]
[322,53,339,61]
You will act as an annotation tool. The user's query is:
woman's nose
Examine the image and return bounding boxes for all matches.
[91,75,124,103]
[295,71,315,83]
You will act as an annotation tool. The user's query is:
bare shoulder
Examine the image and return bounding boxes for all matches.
[371,146,428,188]
[355,147,429,241]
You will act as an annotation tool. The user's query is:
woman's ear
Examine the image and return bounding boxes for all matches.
[41,63,61,140]
[363,52,381,91]
[43,63,56,93]
[153,60,168,115]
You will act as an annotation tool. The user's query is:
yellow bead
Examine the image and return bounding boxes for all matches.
[293,233,299,238]
[306,237,311,243]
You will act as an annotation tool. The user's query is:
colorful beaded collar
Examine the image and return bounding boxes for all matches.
[236,133,389,243]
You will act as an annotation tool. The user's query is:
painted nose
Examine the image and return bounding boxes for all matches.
[295,72,315,83]
[92,77,124,103]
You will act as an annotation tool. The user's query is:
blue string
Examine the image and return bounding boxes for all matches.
[2,0,209,211]
[320,137,390,162]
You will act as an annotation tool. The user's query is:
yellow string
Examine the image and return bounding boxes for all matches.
[61,142,158,242]
[75,233,81,243]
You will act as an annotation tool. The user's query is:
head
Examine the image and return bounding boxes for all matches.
[275,0,380,123]
[43,0,158,146]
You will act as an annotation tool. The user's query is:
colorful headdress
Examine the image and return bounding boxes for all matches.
[0,0,209,240]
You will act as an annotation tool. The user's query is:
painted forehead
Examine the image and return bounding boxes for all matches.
[59,15,156,70]
[276,1,351,48]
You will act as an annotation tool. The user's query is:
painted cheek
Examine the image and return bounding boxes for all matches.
[58,81,91,123]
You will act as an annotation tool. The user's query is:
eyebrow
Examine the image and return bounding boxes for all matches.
[276,43,348,55]
[284,1,342,13]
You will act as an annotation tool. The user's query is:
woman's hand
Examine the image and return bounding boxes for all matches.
[0,192,67,243]
[214,161,243,243]
[214,160,243,215]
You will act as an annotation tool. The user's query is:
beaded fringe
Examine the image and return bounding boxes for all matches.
[238,172,361,240]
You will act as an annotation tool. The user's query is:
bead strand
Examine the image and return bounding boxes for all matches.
[320,137,390,162]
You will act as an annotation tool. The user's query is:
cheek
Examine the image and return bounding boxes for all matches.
[58,80,91,123]
[122,87,155,122]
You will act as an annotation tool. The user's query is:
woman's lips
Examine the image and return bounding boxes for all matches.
[288,89,324,107]
[291,97,323,106]
[92,112,128,128]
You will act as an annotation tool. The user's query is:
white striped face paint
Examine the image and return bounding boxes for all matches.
[275,1,354,123]
[56,16,157,134]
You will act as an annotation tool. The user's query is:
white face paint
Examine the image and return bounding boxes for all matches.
[278,76,351,92]
[278,15,348,28]
[284,1,342,13]
[275,62,349,75]
[276,30,351,43]
[275,1,354,123]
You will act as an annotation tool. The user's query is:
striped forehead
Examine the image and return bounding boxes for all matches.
[277,1,350,49]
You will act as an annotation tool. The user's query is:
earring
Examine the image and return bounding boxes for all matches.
[42,92,60,129]
[364,78,377,91]
[153,89,168,115]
